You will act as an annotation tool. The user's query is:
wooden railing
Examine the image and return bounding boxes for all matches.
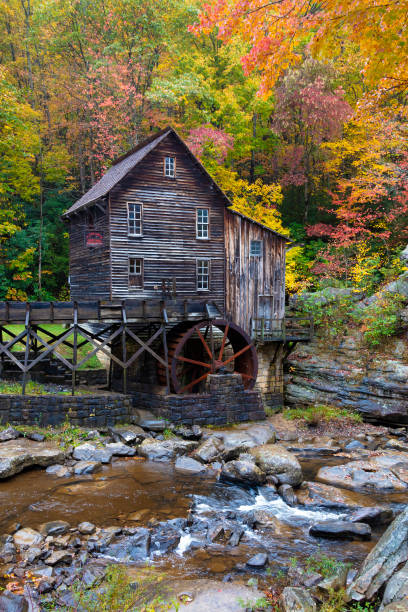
[251,316,314,342]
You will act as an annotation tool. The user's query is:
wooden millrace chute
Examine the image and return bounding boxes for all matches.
[158,319,258,394]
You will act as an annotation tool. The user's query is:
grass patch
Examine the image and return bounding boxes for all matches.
[3,324,102,369]
[0,419,101,449]
[284,404,362,426]
[305,553,349,578]
[61,564,177,612]
[0,380,92,396]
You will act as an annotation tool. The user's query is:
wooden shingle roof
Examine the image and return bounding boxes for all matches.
[62,126,290,241]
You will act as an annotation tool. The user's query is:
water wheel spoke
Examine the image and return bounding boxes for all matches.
[222,343,253,367]
[175,355,211,369]
[239,372,255,380]
[218,323,229,361]
[180,371,210,393]
[196,328,213,361]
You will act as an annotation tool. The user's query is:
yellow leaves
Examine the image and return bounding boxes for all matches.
[286,246,306,293]
[210,165,288,234]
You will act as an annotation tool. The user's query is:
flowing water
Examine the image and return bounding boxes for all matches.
[1,455,403,581]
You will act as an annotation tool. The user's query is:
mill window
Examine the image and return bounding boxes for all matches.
[129,257,143,289]
[197,259,210,291]
[127,202,142,236]
[196,208,209,239]
[250,240,262,256]
[164,156,176,178]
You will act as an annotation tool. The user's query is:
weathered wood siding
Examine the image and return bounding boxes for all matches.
[108,132,225,311]
[225,211,286,333]
[69,207,111,301]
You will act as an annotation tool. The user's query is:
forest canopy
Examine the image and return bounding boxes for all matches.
[0,0,407,299]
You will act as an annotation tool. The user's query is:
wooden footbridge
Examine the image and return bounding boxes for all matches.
[0,300,312,396]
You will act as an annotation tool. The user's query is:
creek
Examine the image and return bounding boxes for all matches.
[1,454,403,582]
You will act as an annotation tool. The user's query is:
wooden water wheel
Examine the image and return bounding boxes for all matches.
[158,319,258,394]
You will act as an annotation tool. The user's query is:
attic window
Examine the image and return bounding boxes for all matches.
[250,240,262,256]
[164,157,176,178]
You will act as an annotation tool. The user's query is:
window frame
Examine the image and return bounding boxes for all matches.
[196,208,210,240]
[128,256,144,289]
[196,258,210,292]
[250,239,263,257]
[164,156,176,178]
[127,201,143,237]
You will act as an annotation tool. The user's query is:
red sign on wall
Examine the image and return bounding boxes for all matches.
[85,231,103,247]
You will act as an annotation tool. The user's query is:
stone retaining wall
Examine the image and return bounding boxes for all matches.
[0,394,132,428]
[0,372,265,428]
[132,373,265,425]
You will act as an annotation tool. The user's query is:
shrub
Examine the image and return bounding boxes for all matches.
[284,404,361,425]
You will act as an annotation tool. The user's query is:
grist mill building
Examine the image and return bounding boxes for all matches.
[0,127,311,427]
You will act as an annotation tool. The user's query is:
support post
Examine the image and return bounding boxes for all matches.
[121,301,127,394]
[162,308,170,394]
[22,304,31,395]
[72,302,78,396]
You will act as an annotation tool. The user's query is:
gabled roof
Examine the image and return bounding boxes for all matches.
[62,126,290,241]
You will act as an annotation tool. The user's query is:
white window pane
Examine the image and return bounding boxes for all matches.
[197,208,209,238]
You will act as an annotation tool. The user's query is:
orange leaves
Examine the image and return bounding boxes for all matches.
[194,0,408,97]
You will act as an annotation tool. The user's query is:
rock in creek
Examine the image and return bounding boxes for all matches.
[278,483,297,506]
[380,561,408,611]
[72,443,113,464]
[297,481,370,510]
[246,552,268,568]
[350,506,394,526]
[78,521,96,535]
[220,459,266,486]
[175,456,207,474]
[249,444,302,486]
[73,460,102,475]
[317,565,349,594]
[280,587,317,612]
[193,436,224,463]
[39,520,70,536]
[46,464,73,477]
[105,442,136,456]
[108,425,146,444]
[220,424,276,459]
[0,535,16,563]
[176,425,203,440]
[133,409,166,432]
[13,527,43,548]
[348,506,408,601]
[138,438,198,461]
[0,439,67,479]
[309,520,371,540]
[45,550,73,566]
[101,528,151,561]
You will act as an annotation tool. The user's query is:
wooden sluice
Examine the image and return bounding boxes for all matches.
[0,299,221,396]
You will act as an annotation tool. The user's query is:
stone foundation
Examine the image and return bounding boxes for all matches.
[132,373,265,426]
[255,343,285,411]
[0,394,132,428]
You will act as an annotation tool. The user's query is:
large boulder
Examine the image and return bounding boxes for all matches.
[101,528,151,561]
[13,527,43,548]
[0,439,67,479]
[220,459,266,486]
[105,442,136,456]
[380,561,408,611]
[174,456,207,474]
[309,520,371,541]
[108,425,146,445]
[0,590,26,612]
[297,481,370,510]
[249,444,302,486]
[0,427,21,442]
[221,424,276,459]
[348,506,408,601]
[138,438,197,462]
[317,454,408,492]
[193,437,224,463]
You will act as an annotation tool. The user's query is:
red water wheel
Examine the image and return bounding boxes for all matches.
[158,319,258,394]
